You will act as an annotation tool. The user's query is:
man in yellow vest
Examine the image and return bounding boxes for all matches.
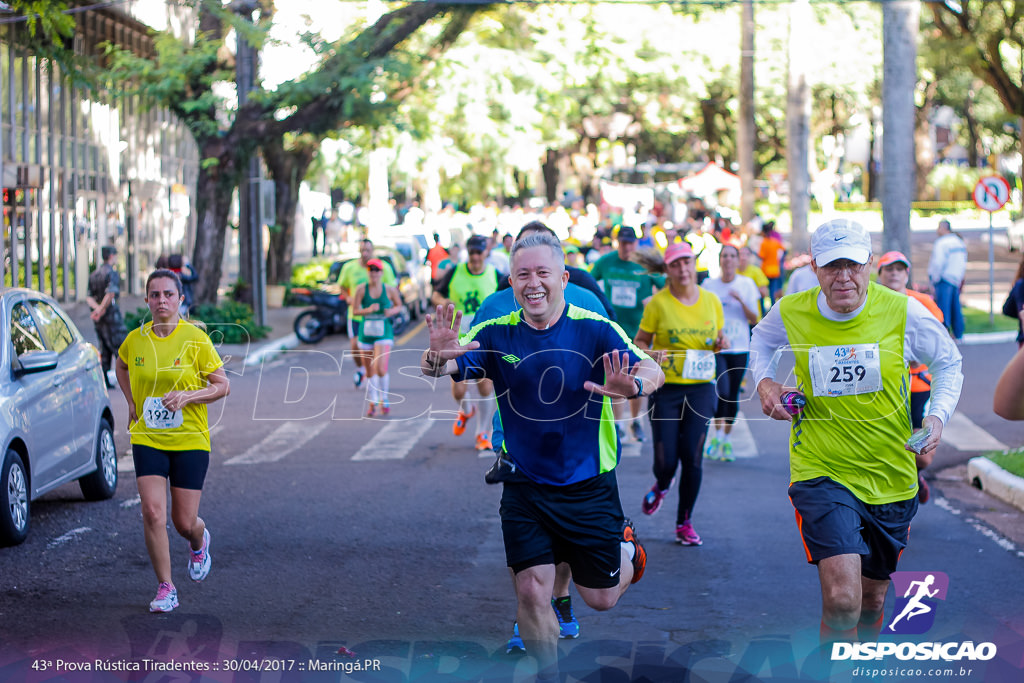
[431,234,503,450]
[749,219,963,645]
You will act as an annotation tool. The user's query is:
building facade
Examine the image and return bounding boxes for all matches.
[1,0,199,301]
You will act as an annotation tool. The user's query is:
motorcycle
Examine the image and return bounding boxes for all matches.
[290,286,412,344]
[290,287,348,344]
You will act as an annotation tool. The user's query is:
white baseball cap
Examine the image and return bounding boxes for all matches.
[810,219,872,267]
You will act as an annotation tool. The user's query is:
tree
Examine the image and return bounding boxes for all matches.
[106,1,479,304]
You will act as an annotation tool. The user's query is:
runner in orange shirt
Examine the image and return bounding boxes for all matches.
[877,251,943,503]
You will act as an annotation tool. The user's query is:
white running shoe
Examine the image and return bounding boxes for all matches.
[188,529,211,582]
[149,582,178,612]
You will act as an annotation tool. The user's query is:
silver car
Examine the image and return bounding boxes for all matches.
[1,288,117,546]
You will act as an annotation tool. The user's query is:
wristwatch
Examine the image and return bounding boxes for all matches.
[630,376,645,399]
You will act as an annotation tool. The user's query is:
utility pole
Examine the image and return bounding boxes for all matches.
[787,0,811,252]
[738,0,756,225]
[881,0,919,257]
[234,0,266,326]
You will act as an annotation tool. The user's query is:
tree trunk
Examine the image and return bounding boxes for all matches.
[881,0,919,257]
[738,0,756,224]
[787,0,812,253]
[191,163,236,305]
[542,149,559,205]
[263,137,318,286]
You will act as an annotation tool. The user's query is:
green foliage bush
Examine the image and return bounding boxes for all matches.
[124,301,270,344]
[290,259,334,288]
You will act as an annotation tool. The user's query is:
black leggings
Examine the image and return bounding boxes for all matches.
[649,383,717,525]
[714,352,749,421]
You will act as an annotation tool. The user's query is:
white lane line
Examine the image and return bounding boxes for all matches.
[48,527,92,549]
[726,417,758,459]
[353,419,434,461]
[620,440,643,458]
[120,496,141,509]
[942,412,1008,452]
[934,497,1024,560]
[118,455,134,473]
[225,422,328,465]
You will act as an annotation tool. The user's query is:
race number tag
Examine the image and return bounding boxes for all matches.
[362,317,386,337]
[682,349,716,381]
[609,281,638,308]
[808,343,882,397]
[142,396,183,430]
[723,319,749,348]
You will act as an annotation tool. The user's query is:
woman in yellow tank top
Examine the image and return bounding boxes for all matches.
[633,242,727,546]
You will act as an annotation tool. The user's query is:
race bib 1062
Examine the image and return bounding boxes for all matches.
[682,349,716,381]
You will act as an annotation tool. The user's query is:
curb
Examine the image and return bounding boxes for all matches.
[967,456,1024,512]
[241,333,302,367]
[961,330,1018,346]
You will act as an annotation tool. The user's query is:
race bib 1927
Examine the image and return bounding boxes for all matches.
[142,396,183,430]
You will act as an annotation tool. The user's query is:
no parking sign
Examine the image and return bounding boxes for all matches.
[973,174,1011,323]
[973,175,1011,212]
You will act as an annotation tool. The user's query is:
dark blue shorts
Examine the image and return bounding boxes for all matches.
[132,444,210,490]
[500,469,625,590]
[788,476,918,581]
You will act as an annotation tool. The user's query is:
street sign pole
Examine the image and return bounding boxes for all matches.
[989,210,994,324]
[972,175,1011,326]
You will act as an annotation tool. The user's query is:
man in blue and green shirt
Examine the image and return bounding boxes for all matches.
[421,231,664,682]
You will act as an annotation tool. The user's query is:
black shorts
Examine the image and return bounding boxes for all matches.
[500,470,625,590]
[788,476,918,581]
[132,444,210,490]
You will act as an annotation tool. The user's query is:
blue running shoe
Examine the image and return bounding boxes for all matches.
[506,621,525,655]
[552,597,580,639]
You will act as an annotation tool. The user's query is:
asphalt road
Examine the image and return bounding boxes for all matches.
[2,223,1023,682]
[1,309,1022,682]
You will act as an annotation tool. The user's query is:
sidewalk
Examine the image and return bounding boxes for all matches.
[67,294,304,368]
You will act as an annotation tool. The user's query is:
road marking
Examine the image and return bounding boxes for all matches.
[934,497,1024,560]
[353,418,434,460]
[48,527,92,549]
[620,440,642,458]
[397,319,426,346]
[225,422,329,465]
[118,455,134,473]
[120,496,141,509]
[941,412,1008,452]
[725,417,758,459]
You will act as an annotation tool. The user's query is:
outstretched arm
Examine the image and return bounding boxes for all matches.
[583,352,664,399]
[420,303,480,377]
[994,345,1024,421]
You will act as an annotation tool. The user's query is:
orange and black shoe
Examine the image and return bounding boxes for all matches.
[453,407,476,436]
[622,519,646,584]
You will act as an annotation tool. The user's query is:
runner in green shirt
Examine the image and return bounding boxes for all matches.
[589,228,664,442]
[338,239,396,389]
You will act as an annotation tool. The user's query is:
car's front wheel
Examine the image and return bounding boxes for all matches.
[79,418,118,501]
[0,449,30,546]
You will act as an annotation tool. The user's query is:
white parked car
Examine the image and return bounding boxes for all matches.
[1,288,117,546]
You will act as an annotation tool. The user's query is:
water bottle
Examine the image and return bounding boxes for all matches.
[781,391,807,416]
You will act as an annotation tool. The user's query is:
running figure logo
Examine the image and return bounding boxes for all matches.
[887,571,949,634]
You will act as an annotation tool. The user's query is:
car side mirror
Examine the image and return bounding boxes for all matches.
[15,350,58,376]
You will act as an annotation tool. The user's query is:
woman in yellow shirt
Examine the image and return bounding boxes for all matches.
[634,243,727,546]
[115,269,230,613]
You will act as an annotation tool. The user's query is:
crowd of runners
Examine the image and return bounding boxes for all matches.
[119,202,1024,682]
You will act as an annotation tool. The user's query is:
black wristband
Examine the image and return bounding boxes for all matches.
[630,376,645,399]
